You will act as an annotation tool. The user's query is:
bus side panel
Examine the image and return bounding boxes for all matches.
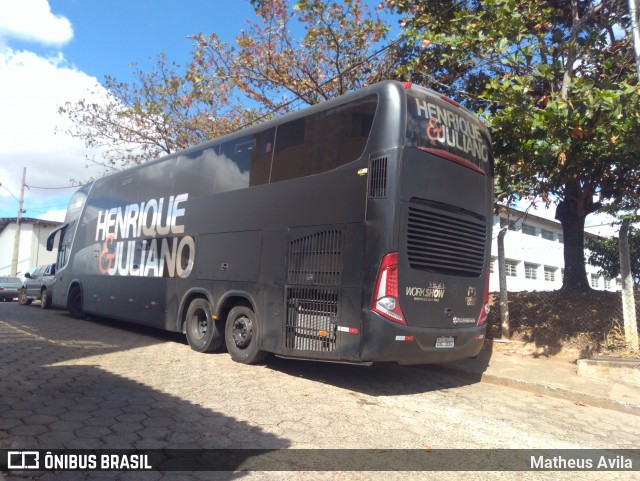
[139,277,178,329]
[195,231,262,282]
[340,223,366,362]
[260,229,288,354]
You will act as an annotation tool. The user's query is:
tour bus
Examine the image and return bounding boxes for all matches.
[47,80,493,365]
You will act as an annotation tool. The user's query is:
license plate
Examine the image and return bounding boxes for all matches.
[435,336,455,349]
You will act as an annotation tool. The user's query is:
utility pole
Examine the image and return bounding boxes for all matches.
[10,167,26,277]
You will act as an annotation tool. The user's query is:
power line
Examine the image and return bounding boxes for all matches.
[0,183,22,203]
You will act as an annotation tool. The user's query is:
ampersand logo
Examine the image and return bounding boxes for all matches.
[98,235,116,274]
[426,117,443,141]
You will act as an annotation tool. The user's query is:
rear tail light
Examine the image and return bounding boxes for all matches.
[372,252,406,325]
[476,273,491,326]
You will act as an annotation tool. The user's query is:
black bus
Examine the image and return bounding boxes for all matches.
[48,80,493,365]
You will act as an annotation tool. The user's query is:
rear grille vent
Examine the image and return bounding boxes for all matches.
[369,156,388,198]
[285,287,338,352]
[287,230,343,286]
[405,204,487,277]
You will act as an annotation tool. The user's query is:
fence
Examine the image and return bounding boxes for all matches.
[487,239,639,357]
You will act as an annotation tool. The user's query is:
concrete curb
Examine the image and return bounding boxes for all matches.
[437,364,640,417]
[577,357,640,388]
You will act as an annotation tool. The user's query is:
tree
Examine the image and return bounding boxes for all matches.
[587,224,640,285]
[58,54,255,175]
[188,0,393,113]
[388,0,640,292]
[60,1,393,178]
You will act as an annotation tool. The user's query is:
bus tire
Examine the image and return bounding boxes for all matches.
[185,298,223,353]
[68,285,84,319]
[225,305,267,364]
[40,287,52,309]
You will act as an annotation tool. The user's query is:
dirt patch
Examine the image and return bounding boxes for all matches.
[486,290,640,359]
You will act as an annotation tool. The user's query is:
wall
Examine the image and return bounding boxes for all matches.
[0,220,60,276]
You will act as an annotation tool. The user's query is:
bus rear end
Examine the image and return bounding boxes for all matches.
[362,83,492,365]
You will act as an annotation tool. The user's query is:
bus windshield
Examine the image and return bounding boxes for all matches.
[405,90,491,173]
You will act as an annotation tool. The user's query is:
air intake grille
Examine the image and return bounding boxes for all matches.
[285,287,338,352]
[287,230,343,285]
[405,203,487,277]
[369,156,388,198]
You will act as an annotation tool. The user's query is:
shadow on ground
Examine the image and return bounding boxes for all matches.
[262,342,492,397]
[0,304,289,480]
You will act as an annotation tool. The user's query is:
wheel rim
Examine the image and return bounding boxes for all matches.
[232,315,253,348]
[42,290,47,303]
[190,308,208,341]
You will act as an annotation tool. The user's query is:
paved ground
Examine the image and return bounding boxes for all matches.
[0,302,638,480]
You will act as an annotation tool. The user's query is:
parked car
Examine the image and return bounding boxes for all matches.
[19,263,56,309]
[0,276,23,302]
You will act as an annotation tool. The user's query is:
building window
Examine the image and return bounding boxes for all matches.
[590,274,600,288]
[524,262,539,280]
[604,278,611,289]
[505,260,518,277]
[541,229,554,241]
[544,266,556,282]
[557,234,564,244]
[521,225,536,236]
[490,257,496,274]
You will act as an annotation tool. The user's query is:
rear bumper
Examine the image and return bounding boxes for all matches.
[0,288,21,300]
[360,310,486,365]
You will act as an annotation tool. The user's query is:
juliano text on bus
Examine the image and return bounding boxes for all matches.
[47,80,493,365]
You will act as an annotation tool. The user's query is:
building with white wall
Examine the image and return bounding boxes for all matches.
[0,218,61,276]
[490,208,619,292]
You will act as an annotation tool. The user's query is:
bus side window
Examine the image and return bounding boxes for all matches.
[57,225,72,269]
[250,128,275,186]
[219,128,274,188]
[57,246,66,270]
[270,95,377,183]
[270,118,306,182]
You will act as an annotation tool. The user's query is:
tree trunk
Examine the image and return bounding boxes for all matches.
[619,217,639,351]
[555,198,592,292]
[497,227,510,338]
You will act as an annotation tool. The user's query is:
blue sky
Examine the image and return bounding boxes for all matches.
[40,0,258,83]
[0,0,259,220]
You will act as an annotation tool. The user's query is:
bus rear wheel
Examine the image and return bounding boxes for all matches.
[225,305,267,364]
[185,298,223,353]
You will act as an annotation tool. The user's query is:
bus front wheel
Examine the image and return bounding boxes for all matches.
[225,305,267,364]
[185,298,223,353]
[40,287,52,309]
[68,285,84,319]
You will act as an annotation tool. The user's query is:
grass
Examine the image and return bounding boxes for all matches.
[486,290,640,359]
